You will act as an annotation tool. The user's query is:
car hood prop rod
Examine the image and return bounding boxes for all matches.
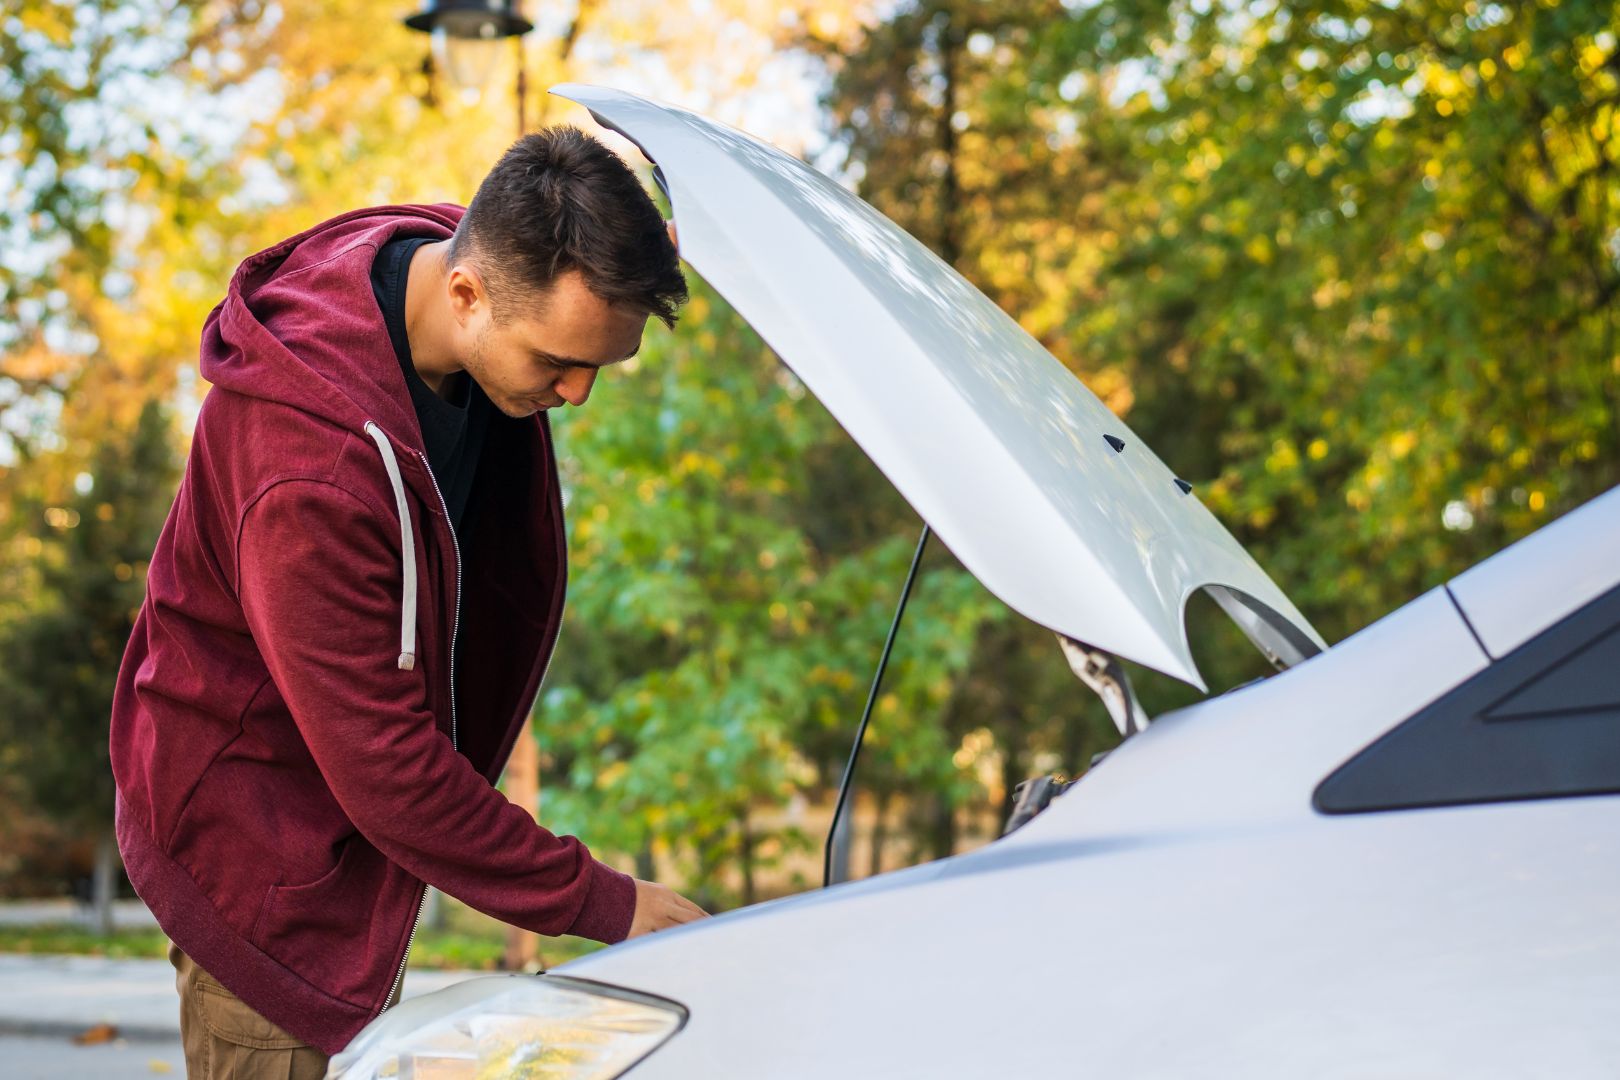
[823,523,931,889]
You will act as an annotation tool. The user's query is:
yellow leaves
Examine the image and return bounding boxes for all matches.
[1422,62,1466,100]
[1183,145,1223,182]
[597,761,628,789]
[1307,439,1329,461]
[951,728,994,770]
[17,3,76,42]
[1502,44,1526,72]
[673,450,722,478]
[1264,438,1299,474]
[1528,490,1546,512]
[1245,235,1273,265]
[1579,42,1611,76]
[1388,430,1418,460]
[2,340,75,384]
[1477,58,1498,81]
[1087,366,1135,417]
[807,665,856,691]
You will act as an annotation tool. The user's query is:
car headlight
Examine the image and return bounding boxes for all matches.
[326,974,686,1080]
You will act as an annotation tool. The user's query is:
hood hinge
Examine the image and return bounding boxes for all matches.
[1058,635,1150,738]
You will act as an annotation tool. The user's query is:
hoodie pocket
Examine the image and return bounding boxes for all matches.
[252,836,388,1008]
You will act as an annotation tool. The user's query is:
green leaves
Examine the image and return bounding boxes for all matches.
[827,0,1619,685]
[0,399,177,829]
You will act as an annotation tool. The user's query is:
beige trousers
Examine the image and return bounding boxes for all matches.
[169,940,330,1080]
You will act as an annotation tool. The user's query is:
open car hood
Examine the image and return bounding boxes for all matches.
[553,84,1326,689]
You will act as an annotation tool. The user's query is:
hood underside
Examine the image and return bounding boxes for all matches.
[552,84,1326,689]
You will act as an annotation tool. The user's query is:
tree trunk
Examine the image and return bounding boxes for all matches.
[918,791,956,863]
[737,807,756,906]
[421,886,445,932]
[502,729,544,971]
[999,739,1025,826]
[91,831,116,936]
[868,791,891,879]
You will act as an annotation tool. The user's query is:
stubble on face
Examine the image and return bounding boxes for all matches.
[466,318,533,419]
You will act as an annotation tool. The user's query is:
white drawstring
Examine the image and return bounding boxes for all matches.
[363,421,418,671]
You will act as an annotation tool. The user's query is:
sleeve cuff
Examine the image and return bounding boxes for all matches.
[563,858,637,944]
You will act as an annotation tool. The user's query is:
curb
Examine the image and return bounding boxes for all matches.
[0,1017,179,1044]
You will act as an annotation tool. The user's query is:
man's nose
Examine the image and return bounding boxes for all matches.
[556,367,597,407]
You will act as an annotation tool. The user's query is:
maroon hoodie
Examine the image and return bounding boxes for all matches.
[110,204,637,1055]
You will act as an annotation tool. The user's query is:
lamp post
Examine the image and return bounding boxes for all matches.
[403,0,536,136]
[402,1,544,969]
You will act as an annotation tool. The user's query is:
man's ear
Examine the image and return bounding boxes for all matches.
[446,264,489,326]
[665,219,679,251]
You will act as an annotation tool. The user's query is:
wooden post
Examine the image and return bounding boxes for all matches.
[503,727,544,971]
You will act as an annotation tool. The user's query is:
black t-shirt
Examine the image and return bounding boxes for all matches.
[369,236,492,535]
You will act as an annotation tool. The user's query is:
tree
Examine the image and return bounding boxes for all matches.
[822,0,1620,714]
[0,401,177,930]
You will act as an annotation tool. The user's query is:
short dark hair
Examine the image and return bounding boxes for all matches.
[449,127,687,327]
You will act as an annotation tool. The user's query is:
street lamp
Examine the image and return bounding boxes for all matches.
[399,3,545,964]
[404,0,536,134]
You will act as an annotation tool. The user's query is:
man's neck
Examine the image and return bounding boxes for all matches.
[403,240,463,399]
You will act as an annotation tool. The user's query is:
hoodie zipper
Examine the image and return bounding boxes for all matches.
[381,449,461,1014]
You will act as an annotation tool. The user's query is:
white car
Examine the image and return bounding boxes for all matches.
[329,85,1620,1079]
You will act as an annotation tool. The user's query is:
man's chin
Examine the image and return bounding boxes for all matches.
[494,398,548,419]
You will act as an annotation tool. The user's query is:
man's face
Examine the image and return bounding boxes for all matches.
[458,268,647,419]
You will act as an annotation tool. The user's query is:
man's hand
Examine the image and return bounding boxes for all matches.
[627,877,709,938]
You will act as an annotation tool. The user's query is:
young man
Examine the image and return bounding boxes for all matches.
[109,128,708,1077]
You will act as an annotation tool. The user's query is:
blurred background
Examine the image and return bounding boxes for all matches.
[1,0,1617,982]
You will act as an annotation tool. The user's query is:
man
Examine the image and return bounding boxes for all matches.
[109,127,709,1078]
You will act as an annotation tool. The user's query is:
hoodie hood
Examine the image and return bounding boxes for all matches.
[202,203,464,456]
[201,203,464,670]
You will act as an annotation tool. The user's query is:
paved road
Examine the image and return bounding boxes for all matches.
[1,1033,187,1078]
[0,898,159,930]
[0,953,484,1079]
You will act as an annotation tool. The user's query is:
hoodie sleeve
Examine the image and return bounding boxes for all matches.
[236,477,636,945]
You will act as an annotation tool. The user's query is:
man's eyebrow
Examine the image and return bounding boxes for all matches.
[533,345,640,369]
